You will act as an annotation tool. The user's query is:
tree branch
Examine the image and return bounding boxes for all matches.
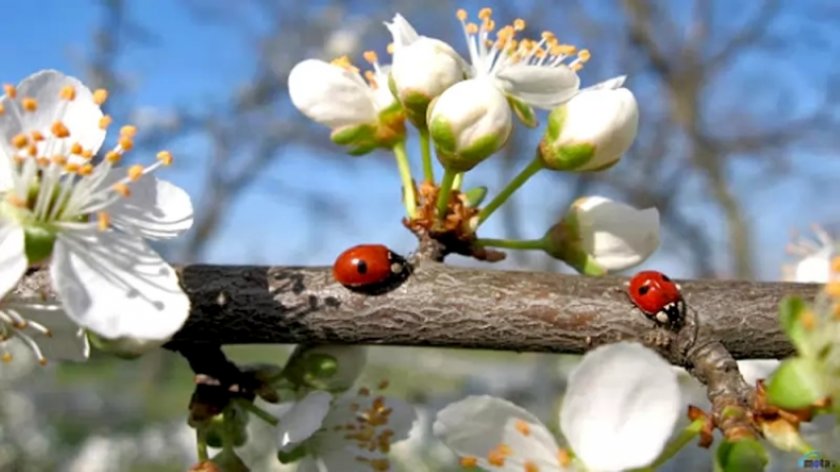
[13,263,812,360]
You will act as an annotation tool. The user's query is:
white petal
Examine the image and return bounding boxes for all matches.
[560,342,680,472]
[390,37,466,101]
[107,175,194,240]
[495,64,580,109]
[573,196,660,272]
[384,13,419,49]
[582,75,627,91]
[276,391,332,450]
[4,301,90,361]
[0,152,12,192]
[793,248,833,283]
[434,395,564,471]
[288,59,377,129]
[50,230,189,340]
[0,70,105,159]
[0,219,25,297]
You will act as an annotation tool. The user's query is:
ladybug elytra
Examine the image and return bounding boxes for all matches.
[332,244,410,293]
[627,270,686,327]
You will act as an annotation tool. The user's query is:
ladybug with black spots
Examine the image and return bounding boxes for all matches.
[332,244,411,294]
[626,270,687,328]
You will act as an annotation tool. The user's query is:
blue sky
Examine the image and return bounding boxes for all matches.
[2,0,837,280]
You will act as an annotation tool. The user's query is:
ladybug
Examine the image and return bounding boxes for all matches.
[626,270,686,328]
[332,244,410,294]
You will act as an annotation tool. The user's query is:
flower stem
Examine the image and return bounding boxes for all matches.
[477,155,544,227]
[453,172,464,191]
[235,398,279,426]
[393,141,417,219]
[633,419,705,471]
[221,406,235,453]
[196,428,210,461]
[436,168,457,223]
[476,237,547,251]
[419,128,434,183]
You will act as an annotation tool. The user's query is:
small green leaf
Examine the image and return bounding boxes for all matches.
[330,123,375,145]
[767,357,826,409]
[463,186,488,208]
[507,95,538,128]
[715,439,768,472]
[778,296,809,354]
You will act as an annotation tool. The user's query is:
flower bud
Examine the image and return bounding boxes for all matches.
[539,87,638,172]
[544,196,659,275]
[283,344,367,392]
[87,331,164,359]
[428,78,512,172]
[385,14,465,127]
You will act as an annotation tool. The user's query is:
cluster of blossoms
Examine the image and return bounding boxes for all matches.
[0,70,194,365]
[289,8,658,275]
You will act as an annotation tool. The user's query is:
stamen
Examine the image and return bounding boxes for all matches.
[11,133,28,149]
[524,460,539,472]
[22,97,38,112]
[127,164,144,181]
[358,387,371,396]
[515,419,531,436]
[466,23,479,34]
[577,49,591,62]
[79,164,94,176]
[51,121,70,138]
[52,155,68,166]
[3,84,17,98]
[26,144,37,157]
[64,163,80,173]
[118,136,134,151]
[70,142,83,155]
[30,130,44,141]
[99,115,112,130]
[460,456,478,468]
[456,9,468,21]
[93,88,108,105]
[112,182,131,197]
[80,148,94,159]
[156,150,174,166]
[0,103,4,115]
[97,212,111,231]
[557,448,571,466]
[386,43,395,54]
[105,151,121,164]
[120,125,137,138]
[60,85,77,100]
[377,379,389,390]
[1,352,11,363]
[513,18,526,31]
[5,194,25,208]
[363,50,378,65]
[478,7,492,20]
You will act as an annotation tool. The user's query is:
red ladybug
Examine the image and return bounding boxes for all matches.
[333,244,410,293]
[627,270,686,327]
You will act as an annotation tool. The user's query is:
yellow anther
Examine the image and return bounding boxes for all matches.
[156,150,173,166]
[97,211,111,231]
[552,44,577,56]
[120,125,137,138]
[37,157,49,167]
[459,456,478,468]
[515,419,531,436]
[558,448,571,466]
[570,63,583,72]
[1,352,12,363]
[60,85,77,101]
[12,156,23,165]
[11,133,28,149]
[3,84,17,98]
[483,19,496,32]
[5,194,26,208]
[93,88,108,105]
[127,164,144,181]
[105,150,121,163]
[358,387,371,396]
[513,18,526,31]
[80,148,94,159]
[488,449,506,466]
[99,115,112,130]
[0,103,4,115]
[831,256,840,274]
[386,43,395,54]
[363,50,378,64]
[330,55,356,71]
[22,97,37,112]
[51,121,70,138]
[52,155,68,166]
[118,136,134,151]
[466,22,479,34]
[456,8,468,21]
[79,163,94,176]
[70,142,83,155]
[478,7,492,20]
[38,358,48,366]
[64,163,80,173]
[577,49,591,62]
[524,460,540,472]
[541,31,556,41]
[112,182,131,197]
[377,379,389,390]
[364,70,377,86]
[825,281,840,298]
[30,130,44,141]
[26,144,37,157]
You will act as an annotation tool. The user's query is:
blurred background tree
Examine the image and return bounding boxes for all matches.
[1,0,839,470]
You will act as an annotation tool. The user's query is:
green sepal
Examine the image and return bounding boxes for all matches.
[330,123,376,146]
[463,186,488,208]
[24,224,57,265]
[539,139,596,171]
[400,89,432,128]
[209,449,249,472]
[714,439,768,472]
[282,352,339,390]
[542,217,607,276]
[778,296,810,355]
[277,444,309,464]
[508,95,538,128]
[767,357,827,409]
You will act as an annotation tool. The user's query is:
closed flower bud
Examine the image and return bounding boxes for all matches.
[283,344,367,392]
[539,87,638,172]
[544,196,659,275]
[428,78,512,172]
[87,331,164,359]
[385,14,466,127]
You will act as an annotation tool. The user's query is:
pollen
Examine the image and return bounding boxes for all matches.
[487,448,507,466]
[120,125,137,138]
[11,133,28,149]
[466,23,479,34]
[156,150,174,166]
[557,448,571,466]
[515,419,531,436]
[0,103,4,115]
[478,7,492,20]
[22,97,38,112]
[577,49,592,62]
[832,256,840,273]
[60,85,77,101]
[6,194,26,208]
[825,281,840,298]
[1,352,11,363]
[64,163,80,173]
[524,461,539,472]
[106,150,121,163]
[97,211,111,231]
[460,456,478,468]
[70,142,83,154]
[80,148,94,159]
[112,182,131,197]
[99,115,112,130]
[118,136,134,151]
[51,121,70,138]
[93,88,108,105]
[51,155,68,166]
[79,163,93,176]
[330,55,358,73]
[127,164,144,181]
[27,144,37,157]
[456,9,468,21]
[3,84,17,98]
[363,50,378,65]
[513,18,525,31]
[386,43,395,54]
[30,130,44,141]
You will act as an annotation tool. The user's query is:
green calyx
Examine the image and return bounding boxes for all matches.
[282,352,340,390]
[543,216,606,276]
[507,95,538,128]
[277,444,309,464]
[540,105,599,171]
[400,89,432,128]
[23,223,58,265]
[430,116,505,172]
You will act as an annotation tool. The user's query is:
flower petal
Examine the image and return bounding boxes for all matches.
[3,301,90,361]
[50,230,189,340]
[582,75,627,92]
[737,359,780,386]
[276,390,333,451]
[560,342,680,472]
[434,395,564,471]
[0,219,25,297]
[288,59,377,129]
[495,64,580,109]
[0,70,105,160]
[384,13,419,49]
[793,248,833,283]
[106,174,194,240]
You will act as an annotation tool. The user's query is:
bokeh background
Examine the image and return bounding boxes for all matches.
[1,0,840,470]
